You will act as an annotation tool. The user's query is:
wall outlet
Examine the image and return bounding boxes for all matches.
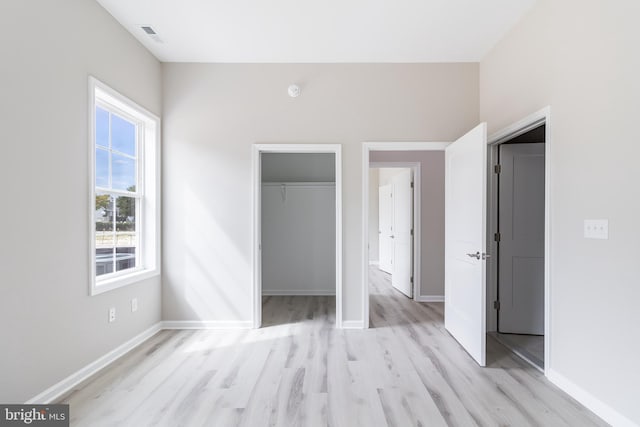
[584,219,609,239]
[108,307,116,323]
[131,298,138,313]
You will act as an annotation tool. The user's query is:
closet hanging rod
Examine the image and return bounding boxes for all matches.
[261,181,335,187]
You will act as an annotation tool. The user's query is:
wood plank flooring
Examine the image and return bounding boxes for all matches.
[59,267,607,426]
[491,332,545,370]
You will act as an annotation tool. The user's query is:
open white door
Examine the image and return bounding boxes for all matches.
[378,185,393,274]
[391,170,413,298]
[445,123,488,366]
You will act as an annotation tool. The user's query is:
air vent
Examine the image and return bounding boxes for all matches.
[141,26,156,35]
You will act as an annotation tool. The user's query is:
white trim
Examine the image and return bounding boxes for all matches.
[487,106,552,376]
[26,322,162,404]
[341,320,365,329]
[547,370,637,427]
[364,142,450,151]
[88,76,161,296]
[92,269,160,294]
[362,142,448,329]
[253,144,343,328]
[161,321,253,330]
[262,290,336,296]
[369,261,379,266]
[415,295,445,303]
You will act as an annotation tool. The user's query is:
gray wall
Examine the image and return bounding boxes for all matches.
[261,153,335,182]
[370,152,445,298]
[481,0,640,423]
[0,0,162,402]
[261,184,336,295]
[162,63,478,323]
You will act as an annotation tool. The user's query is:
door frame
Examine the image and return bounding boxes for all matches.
[370,161,421,300]
[486,106,552,374]
[252,144,343,328]
[362,142,448,328]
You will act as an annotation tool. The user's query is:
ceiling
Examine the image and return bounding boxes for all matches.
[96,0,536,63]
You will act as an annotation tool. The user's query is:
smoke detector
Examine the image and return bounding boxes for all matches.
[287,84,301,98]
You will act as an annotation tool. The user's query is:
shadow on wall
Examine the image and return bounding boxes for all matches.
[164,185,251,321]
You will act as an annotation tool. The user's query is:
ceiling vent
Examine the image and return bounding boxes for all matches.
[140,26,163,43]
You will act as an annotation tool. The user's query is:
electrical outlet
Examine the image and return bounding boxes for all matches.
[131,298,138,313]
[108,307,116,323]
[584,219,608,239]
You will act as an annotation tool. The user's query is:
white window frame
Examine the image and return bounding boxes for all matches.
[89,77,161,295]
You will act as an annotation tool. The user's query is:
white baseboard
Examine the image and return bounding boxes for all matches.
[368,261,379,266]
[547,369,637,427]
[262,290,336,296]
[342,320,365,329]
[161,320,253,330]
[26,322,163,404]
[415,295,444,302]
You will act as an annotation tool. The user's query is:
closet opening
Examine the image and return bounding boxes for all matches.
[252,145,342,328]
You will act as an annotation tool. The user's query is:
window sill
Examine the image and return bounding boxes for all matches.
[90,268,160,296]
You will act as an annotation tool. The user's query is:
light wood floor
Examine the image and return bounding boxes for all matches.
[491,332,545,370]
[59,268,607,426]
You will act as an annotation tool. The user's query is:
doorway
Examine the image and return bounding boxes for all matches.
[253,145,343,328]
[487,114,550,372]
[362,144,448,329]
[371,166,415,298]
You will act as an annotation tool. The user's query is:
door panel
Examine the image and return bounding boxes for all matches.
[391,170,413,298]
[378,184,393,274]
[445,123,487,366]
[498,143,545,335]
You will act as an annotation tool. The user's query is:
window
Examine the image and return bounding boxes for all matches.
[90,77,160,295]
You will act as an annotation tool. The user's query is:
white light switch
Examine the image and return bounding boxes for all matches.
[131,298,138,313]
[584,219,608,239]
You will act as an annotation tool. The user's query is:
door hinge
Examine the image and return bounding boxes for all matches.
[494,232,501,242]
[494,164,501,174]
[410,181,414,188]
[410,276,413,283]
[410,229,414,236]
[494,300,501,310]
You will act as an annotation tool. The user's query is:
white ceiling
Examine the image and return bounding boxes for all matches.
[96,0,536,63]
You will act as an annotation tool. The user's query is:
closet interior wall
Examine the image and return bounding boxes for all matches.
[261,153,336,295]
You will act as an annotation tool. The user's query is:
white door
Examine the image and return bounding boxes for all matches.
[378,184,393,274]
[391,170,413,297]
[498,143,545,335]
[445,123,488,366]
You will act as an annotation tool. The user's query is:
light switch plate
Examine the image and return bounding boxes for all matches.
[584,219,608,239]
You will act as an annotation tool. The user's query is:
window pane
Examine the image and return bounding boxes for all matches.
[96,148,109,188]
[116,247,136,272]
[115,196,137,272]
[112,153,136,191]
[96,107,109,148]
[95,194,114,276]
[111,114,136,156]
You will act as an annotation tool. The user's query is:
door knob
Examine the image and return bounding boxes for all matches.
[466,252,491,260]
[390,235,395,239]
